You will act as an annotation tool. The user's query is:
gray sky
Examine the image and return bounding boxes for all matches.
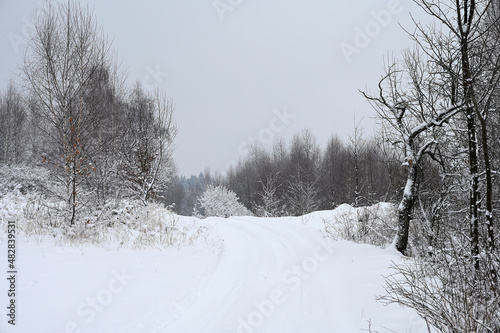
[0,0,425,176]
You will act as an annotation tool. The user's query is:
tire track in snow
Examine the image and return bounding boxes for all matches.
[163,216,339,333]
[162,217,322,332]
[164,218,282,332]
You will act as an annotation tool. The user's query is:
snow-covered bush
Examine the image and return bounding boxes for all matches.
[0,166,219,251]
[323,203,397,248]
[0,165,52,197]
[380,241,500,332]
[193,184,251,218]
[0,165,62,231]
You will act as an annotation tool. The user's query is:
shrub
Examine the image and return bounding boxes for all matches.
[193,185,251,218]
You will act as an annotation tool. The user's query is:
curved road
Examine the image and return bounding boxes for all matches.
[162,215,427,333]
[9,212,429,333]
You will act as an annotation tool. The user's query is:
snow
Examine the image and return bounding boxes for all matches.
[1,203,430,332]
[194,185,251,218]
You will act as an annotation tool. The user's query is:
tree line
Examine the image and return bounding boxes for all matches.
[164,128,414,217]
[0,2,177,225]
[2,0,500,330]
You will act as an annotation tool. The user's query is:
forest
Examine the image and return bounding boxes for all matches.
[1,0,500,331]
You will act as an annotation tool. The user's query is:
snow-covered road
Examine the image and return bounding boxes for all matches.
[1,212,430,333]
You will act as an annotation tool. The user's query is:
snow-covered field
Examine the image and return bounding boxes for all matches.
[1,198,430,333]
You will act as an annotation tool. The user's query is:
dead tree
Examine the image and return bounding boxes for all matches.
[363,54,463,254]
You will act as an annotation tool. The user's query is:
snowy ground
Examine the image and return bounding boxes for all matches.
[1,206,431,333]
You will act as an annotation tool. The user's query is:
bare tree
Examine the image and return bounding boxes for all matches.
[82,64,126,205]
[370,1,500,331]
[348,116,365,207]
[287,174,319,216]
[408,0,500,272]
[0,83,27,165]
[363,52,463,254]
[22,1,114,225]
[319,135,350,208]
[120,85,177,205]
[256,172,283,217]
[286,129,321,215]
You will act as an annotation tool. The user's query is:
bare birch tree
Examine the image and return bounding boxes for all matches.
[22,1,113,225]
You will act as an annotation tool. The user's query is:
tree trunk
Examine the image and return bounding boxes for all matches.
[396,163,418,254]
[476,102,495,253]
[70,161,77,226]
[474,82,497,285]
[465,108,480,271]
[461,27,481,271]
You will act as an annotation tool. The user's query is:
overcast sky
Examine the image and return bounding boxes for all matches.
[0,0,427,177]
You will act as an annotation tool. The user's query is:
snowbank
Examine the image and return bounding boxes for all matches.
[0,172,430,332]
